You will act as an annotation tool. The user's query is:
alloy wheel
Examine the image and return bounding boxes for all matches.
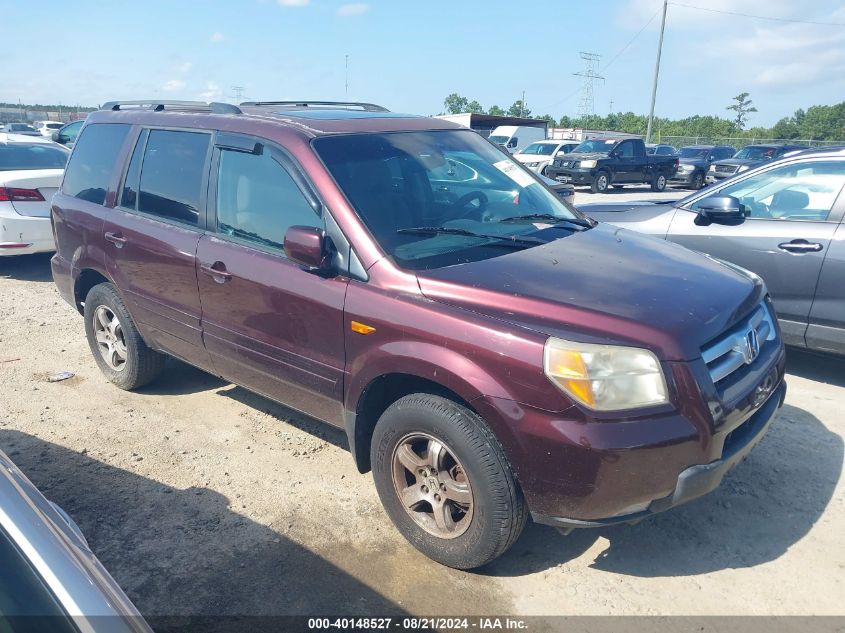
[93,306,127,371]
[391,433,474,539]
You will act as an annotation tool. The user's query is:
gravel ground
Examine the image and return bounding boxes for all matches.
[1,190,843,620]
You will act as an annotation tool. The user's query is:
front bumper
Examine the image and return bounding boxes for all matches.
[547,168,595,185]
[533,379,785,528]
[473,343,786,527]
[0,212,54,256]
[670,170,697,185]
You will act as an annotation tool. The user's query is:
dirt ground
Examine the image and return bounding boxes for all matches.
[1,186,843,620]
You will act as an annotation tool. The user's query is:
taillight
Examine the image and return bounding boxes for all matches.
[0,187,45,202]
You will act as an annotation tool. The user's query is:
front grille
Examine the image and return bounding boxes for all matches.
[715,164,739,175]
[701,302,777,385]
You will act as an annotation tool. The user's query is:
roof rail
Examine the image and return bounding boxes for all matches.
[100,100,242,115]
[240,100,389,112]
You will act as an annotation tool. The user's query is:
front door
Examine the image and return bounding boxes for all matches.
[103,127,215,370]
[666,158,845,346]
[196,135,348,425]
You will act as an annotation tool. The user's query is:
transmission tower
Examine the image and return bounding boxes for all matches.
[573,52,604,118]
[231,86,245,102]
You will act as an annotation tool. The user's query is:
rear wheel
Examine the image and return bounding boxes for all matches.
[651,173,667,192]
[591,171,610,193]
[84,283,165,390]
[371,394,527,569]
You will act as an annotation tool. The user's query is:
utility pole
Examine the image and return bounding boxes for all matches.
[345,54,349,98]
[521,90,526,117]
[646,0,668,143]
[609,99,614,113]
[573,52,604,118]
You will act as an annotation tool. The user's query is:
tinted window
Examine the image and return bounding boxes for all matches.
[216,147,319,251]
[0,144,69,171]
[120,129,147,209]
[617,141,634,158]
[62,123,130,204]
[693,160,845,221]
[62,121,83,142]
[138,129,209,226]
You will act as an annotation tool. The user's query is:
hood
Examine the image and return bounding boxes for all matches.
[416,224,763,361]
[715,158,758,167]
[564,152,609,161]
[578,199,680,217]
[514,153,552,164]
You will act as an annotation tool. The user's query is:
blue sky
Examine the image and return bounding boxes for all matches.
[3,0,845,126]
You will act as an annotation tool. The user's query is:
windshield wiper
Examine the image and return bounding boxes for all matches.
[396,226,546,247]
[499,214,595,230]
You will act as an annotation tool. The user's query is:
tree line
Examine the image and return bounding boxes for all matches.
[441,92,845,142]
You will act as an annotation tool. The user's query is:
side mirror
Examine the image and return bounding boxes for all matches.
[51,131,60,142]
[284,226,330,271]
[696,195,745,225]
[507,139,517,148]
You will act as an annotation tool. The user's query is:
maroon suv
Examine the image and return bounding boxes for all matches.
[50,100,786,569]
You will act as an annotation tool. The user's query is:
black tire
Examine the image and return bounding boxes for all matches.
[590,171,610,193]
[371,394,528,569]
[691,171,704,190]
[83,283,165,390]
[651,173,667,192]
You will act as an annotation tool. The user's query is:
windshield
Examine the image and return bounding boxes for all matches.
[315,130,585,271]
[487,135,508,145]
[734,146,779,161]
[7,124,36,132]
[573,139,617,154]
[679,148,710,158]
[0,144,70,170]
[520,143,557,156]
[46,123,63,129]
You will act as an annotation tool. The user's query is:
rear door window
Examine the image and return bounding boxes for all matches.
[215,145,321,252]
[61,123,130,204]
[137,129,210,227]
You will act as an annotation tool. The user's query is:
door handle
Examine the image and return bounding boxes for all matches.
[104,231,127,248]
[200,262,233,283]
[778,239,824,254]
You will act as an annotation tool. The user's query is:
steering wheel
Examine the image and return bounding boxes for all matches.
[452,191,489,220]
[742,196,772,218]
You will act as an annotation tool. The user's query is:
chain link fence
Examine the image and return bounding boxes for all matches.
[659,136,844,150]
[0,106,92,124]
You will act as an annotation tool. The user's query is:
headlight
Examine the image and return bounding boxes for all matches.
[737,165,750,173]
[526,161,540,167]
[578,160,597,168]
[708,165,716,172]
[677,164,692,172]
[543,338,668,411]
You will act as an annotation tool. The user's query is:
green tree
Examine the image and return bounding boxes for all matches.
[443,93,469,114]
[536,114,556,125]
[558,115,573,128]
[507,100,531,117]
[487,104,505,116]
[726,92,758,130]
[466,100,484,114]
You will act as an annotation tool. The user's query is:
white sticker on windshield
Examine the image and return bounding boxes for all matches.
[493,159,536,188]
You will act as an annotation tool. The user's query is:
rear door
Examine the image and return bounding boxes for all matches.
[103,127,214,370]
[807,218,845,353]
[196,134,348,425]
[666,158,845,346]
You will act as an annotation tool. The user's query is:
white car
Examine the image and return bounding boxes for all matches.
[513,140,580,175]
[0,133,70,256]
[33,120,65,137]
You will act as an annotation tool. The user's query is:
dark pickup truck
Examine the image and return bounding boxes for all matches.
[545,137,679,193]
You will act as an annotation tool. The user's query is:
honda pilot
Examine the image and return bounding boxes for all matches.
[51,100,786,569]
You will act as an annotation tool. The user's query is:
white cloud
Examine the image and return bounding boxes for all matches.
[209,32,225,43]
[161,79,186,92]
[198,81,223,101]
[337,3,369,17]
[278,0,309,5]
[175,61,193,73]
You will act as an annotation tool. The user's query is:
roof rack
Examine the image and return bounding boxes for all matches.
[240,100,389,112]
[100,100,242,115]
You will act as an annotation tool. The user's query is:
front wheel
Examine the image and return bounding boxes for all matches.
[651,173,667,192]
[691,171,704,190]
[371,394,527,569]
[84,283,165,390]
[591,171,610,193]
